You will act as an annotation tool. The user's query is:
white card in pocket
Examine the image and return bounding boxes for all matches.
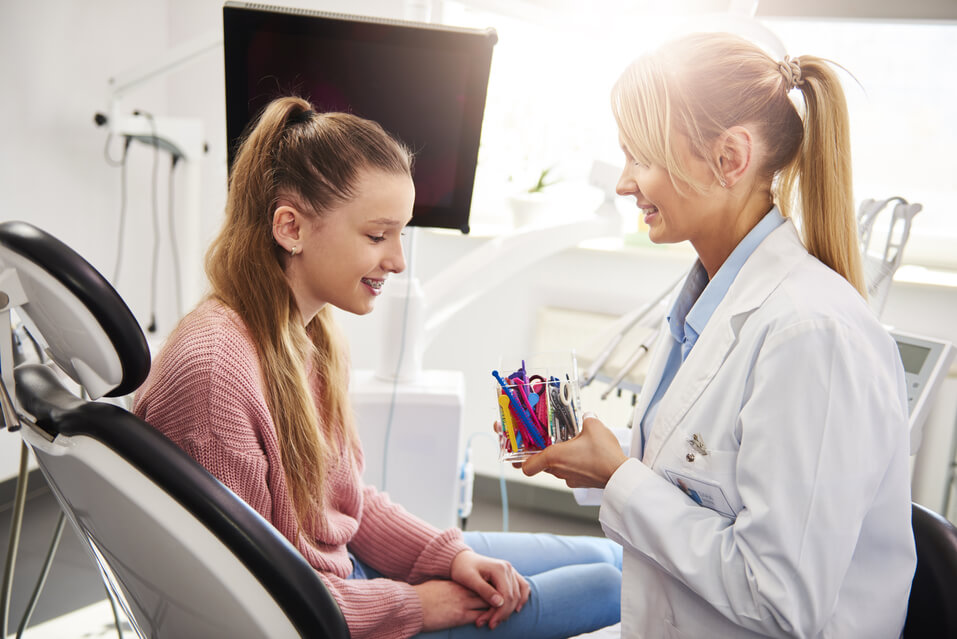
[663,468,736,519]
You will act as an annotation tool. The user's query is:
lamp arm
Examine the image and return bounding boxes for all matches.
[422,213,621,346]
[108,30,223,101]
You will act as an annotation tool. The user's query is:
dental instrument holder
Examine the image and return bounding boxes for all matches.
[574,269,687,406]
[97,29,216,327]
[494,353,583,462]
[856,196,922,319]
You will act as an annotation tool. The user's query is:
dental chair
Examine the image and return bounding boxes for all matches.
[902,502,957,638]
[0,220,349,638]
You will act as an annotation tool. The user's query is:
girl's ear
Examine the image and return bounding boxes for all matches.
[716,126,753,188]
[272,205,303,254]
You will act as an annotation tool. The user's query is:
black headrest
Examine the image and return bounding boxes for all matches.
[0,221,149,397]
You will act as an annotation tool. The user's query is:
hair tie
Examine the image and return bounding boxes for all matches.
[778,56,804,92]
[286,108,316,126]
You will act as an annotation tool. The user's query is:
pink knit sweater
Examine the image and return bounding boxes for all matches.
[133,300,469,638]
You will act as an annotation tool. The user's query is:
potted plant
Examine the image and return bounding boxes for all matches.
[507,166,562,227]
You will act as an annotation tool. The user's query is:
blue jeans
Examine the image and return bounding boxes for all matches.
[350,532,622,638]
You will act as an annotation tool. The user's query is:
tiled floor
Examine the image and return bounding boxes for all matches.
[2,471,616,638]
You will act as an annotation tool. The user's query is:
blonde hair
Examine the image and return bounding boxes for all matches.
[205,96,412,536]
[612,32,865,297]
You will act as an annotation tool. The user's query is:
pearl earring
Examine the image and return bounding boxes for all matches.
[289,246,301,256]
[719,179,727,188]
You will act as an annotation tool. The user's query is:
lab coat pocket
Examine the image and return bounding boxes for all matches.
[663,449,742,519]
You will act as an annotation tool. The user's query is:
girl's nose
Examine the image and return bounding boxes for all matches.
[385,242,406,274]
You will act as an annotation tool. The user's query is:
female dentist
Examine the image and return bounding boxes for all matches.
[523,32,916,638]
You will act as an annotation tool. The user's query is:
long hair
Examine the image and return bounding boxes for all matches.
[611,32,865,297]
[205,96,412,536]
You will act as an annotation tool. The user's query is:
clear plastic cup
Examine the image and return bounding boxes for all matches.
[493,352,582,462]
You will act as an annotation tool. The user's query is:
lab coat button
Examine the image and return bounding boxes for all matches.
[686,453,695,462]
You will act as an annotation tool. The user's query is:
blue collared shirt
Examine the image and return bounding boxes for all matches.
[638,207,786,453]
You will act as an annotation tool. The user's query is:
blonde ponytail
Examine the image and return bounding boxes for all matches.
[776,57,866,296]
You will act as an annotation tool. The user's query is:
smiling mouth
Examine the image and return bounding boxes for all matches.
[361,278,384,290]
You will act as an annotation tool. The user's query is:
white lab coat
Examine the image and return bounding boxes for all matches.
[599,220,916,638]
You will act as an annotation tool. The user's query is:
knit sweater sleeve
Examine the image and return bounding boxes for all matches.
[317,571,423,639]
[349,484,469,583]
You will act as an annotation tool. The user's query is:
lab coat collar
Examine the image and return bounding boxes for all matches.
[636,219,808,465]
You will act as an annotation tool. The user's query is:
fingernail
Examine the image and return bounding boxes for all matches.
[492,595,504,607]
[582,411,596,421]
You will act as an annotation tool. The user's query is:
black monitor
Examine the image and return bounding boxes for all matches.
[223,2,497,234]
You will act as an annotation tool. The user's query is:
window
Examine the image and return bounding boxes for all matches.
[443,4,957,270]
[765,18,957,271]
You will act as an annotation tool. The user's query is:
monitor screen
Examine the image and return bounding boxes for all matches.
[897,340,931,375]
[223,2,497,233]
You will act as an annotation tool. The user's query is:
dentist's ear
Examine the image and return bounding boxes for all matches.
[715,126,753,188]
[272,205,303,255]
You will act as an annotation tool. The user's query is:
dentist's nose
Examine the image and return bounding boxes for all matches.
[616,168,637,197]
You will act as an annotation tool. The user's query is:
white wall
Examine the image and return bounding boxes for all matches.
[2,1,169,318]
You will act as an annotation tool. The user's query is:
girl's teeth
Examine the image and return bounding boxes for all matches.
[362,278,383,289]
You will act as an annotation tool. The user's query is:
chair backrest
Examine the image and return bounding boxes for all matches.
[903,502,957,638]
[0,221,349,638]
[0,220,149,399]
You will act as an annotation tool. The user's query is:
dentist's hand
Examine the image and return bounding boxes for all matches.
[450,549,529,630]
[521,413,628,489]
